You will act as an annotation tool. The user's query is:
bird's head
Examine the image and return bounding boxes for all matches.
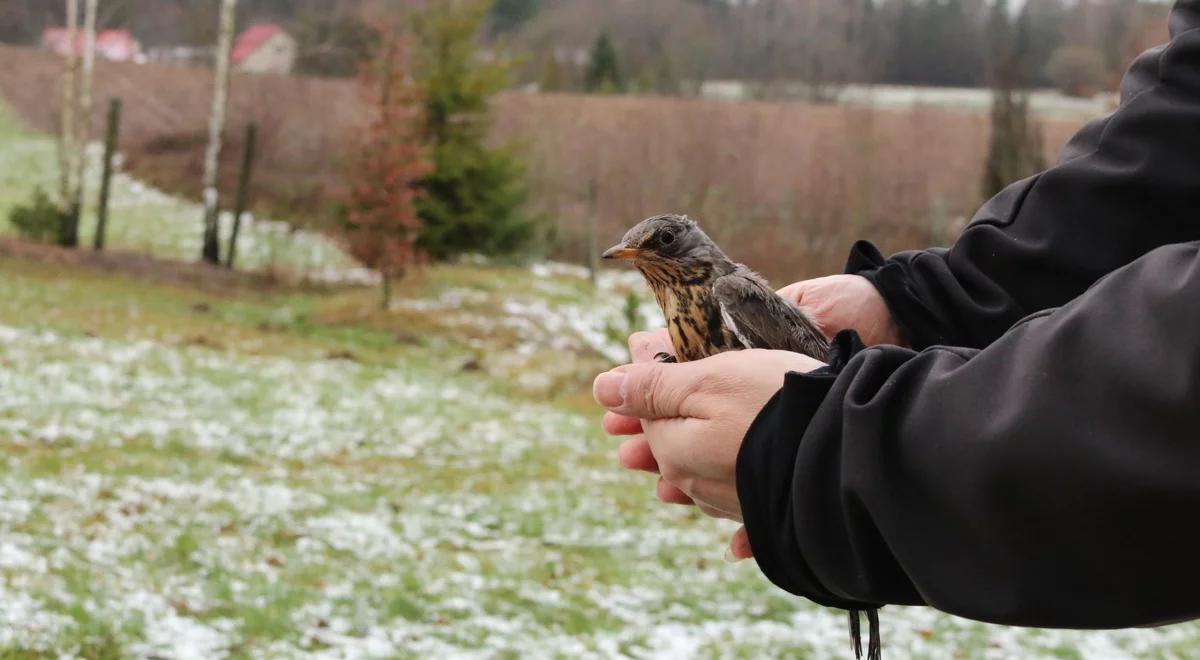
[602,214,725,271]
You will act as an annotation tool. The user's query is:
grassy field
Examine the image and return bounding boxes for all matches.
[3,254,1200,659]
[3,89,1200,659]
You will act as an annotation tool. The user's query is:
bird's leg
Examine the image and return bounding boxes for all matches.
[654,352,678,364]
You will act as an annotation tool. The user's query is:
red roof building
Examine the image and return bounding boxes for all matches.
[231,23,297,74]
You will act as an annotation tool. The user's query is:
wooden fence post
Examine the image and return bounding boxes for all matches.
[225,122,258,269]
[94,97,121,251]
[587,179,599,286]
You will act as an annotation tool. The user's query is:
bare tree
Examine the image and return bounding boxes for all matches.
[201,0,237,264]
[57,0,79,230]
[62,0,98,247]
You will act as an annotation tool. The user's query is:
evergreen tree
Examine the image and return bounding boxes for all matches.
[344,29,430,307]
[986,0,1016,75]
[889,0,918,84]
[982,0,1046,200]
[585,33,624,93]
[922,0,985,87]
[1099,0,1133,74]
[1016,0,1069,86]
[853,0,882,83]
[413,0,536,261]
[489,0,540,33]
[653,57,679,95]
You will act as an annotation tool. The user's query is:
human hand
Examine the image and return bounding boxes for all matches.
[777,274,907,347]
[596,339,825,560]
[602,330,687,507]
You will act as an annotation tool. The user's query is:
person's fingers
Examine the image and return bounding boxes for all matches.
[776,281,811,306]
[657,477,694,505]
[618,436,659,472]
[602,411,643,436]
[726,525,754,562]
[594,361,706,420]
[696,501,740,521]
[628,329,674,363]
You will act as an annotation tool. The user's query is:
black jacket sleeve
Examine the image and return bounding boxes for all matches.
[738,240,1200,628]
[850,0,1200,350]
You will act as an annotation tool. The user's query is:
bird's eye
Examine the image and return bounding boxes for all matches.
[660,231,676,245]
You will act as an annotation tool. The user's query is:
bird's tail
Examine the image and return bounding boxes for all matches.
[849,608,881,660]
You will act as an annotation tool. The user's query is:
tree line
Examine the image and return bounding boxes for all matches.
[523,0,1168,97]
[0,1,1171,95]
[6,0,532,307]
[0,0,1172,301]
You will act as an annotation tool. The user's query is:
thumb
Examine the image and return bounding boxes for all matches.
[593,360,703,420]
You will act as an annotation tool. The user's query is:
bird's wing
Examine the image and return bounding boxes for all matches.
[713,269,831,358]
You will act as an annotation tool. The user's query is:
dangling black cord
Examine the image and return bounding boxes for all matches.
[848,609,863,659]
[849,608,882,660]
[867,608,881,660]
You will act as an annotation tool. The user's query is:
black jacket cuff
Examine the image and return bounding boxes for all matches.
[844,240,949,349]
[736,331,881,611]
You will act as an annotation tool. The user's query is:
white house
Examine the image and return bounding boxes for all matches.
[231,23,297,75]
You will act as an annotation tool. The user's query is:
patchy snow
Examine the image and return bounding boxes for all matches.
[0,322,1197,655]
[0,121,372,285]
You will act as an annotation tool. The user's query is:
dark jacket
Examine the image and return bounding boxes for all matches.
[737,0,1200,628]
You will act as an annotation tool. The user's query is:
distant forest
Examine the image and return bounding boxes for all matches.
[0,0,1171,93]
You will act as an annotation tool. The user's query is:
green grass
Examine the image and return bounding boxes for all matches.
[2,98,1200,659]
[1,258,1199,658]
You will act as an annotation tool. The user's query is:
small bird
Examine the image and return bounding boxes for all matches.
[603,213,881,660]
[602,214,829,362]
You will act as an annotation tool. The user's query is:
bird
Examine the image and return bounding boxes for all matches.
[602,213,881,660]
[601,214,829,362]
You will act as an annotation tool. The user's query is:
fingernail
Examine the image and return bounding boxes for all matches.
[724,546,746,563]
[593,371,627,408]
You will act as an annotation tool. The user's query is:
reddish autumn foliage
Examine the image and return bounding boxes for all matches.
[343,29,430,289]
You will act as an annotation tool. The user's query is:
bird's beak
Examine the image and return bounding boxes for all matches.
[602,244,640,260]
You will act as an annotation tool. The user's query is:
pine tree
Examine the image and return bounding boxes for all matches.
[982,0,1046,200]
[889,0,917,84]
[653,56,678,95]
[344,28,430,308]
[585,33,624,93]
[490,0,541,33]
[1017,0,1068,86]
[413,0,536,261]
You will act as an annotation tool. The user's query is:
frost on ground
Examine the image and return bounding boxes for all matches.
[0,111,374,285]
[2,322,1200,658]
[389,261,663,396]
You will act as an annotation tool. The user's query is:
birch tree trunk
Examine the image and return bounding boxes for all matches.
[201,0,238,264]
[61,0,98,247]
[57,0,78,215]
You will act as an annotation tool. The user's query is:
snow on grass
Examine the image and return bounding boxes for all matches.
[2,321,1200,657]
[385,261,664,396]
[3,99,1200,659]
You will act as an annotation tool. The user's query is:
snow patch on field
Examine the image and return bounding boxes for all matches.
[1,323,1199,656]
[0,125,372,284]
